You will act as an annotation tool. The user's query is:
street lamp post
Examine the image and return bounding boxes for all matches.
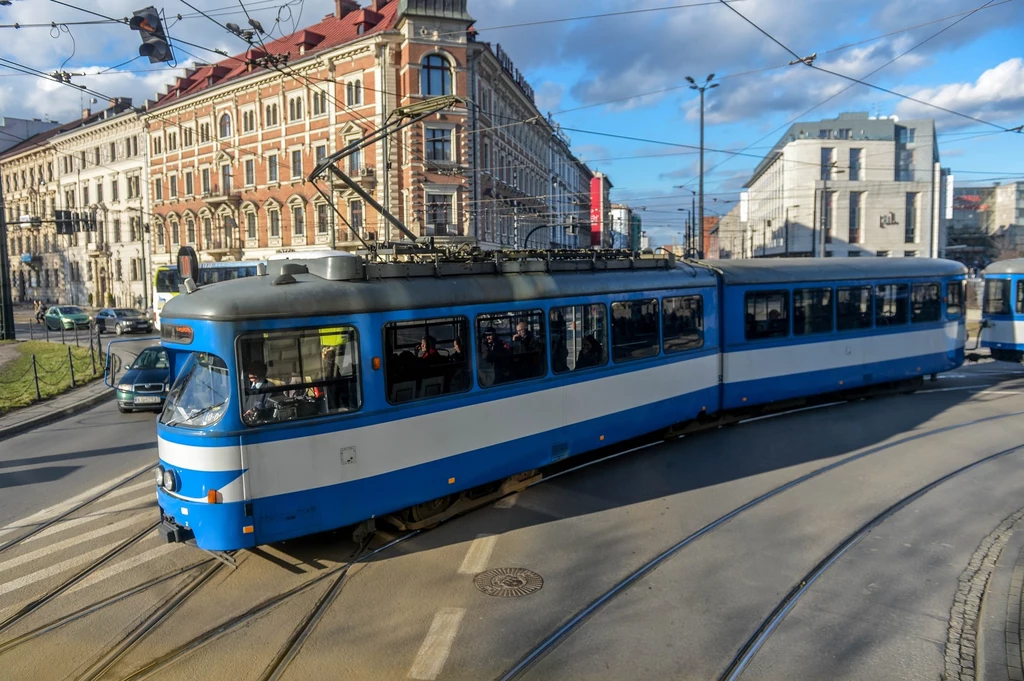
[677,208,692,255]
[816,163,844,257]
[687,74,718,259]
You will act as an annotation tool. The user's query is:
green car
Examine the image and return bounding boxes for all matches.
[116,346,170,413]
[43,305,91,331]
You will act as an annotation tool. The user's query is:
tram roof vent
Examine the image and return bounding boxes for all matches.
[279,262,308,276]
[285,255,364,281]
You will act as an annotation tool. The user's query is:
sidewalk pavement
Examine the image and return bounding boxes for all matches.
[0,376,113,442]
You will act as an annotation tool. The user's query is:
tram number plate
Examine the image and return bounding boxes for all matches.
[135,396,161,404]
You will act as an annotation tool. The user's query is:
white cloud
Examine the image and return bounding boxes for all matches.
[534,81,565,112]
[895,58,1024,129]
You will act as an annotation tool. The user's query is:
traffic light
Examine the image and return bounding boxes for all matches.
[130,7,174,64]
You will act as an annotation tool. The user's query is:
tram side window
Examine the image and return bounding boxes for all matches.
[237,326,361,427]
[611,299,660,362]
[744,291,789,340]
[793,288,834,335]
[875,284,909,327]
[1017,281,1024,315]
[550,304,608,373]
[984,279,1010,315]
[662,295,704,353]
[384,316,470,404]
[911,283,942,323]
[476,310,546,388]
[837,286,872,331]
[946,281,965,319]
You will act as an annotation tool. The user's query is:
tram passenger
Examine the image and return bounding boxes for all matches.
[418,335,441,363]
[478,326,511,387]
[576,335,603,369]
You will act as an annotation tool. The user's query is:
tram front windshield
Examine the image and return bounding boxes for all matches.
[160,352,231,428]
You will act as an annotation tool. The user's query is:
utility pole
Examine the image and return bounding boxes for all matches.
[0,172,15,340]
[687,74,718,259]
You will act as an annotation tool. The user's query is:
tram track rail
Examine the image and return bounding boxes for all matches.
[495,404,1024,680]
[718,441,1024,681]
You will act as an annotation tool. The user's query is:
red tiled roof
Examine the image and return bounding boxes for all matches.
[150,2,399,110]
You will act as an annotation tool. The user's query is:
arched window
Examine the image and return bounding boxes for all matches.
[421,55,452,96]
[219,114,231,138]
[354,79,362,105]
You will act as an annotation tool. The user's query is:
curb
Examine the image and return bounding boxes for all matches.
[0,386,114,443]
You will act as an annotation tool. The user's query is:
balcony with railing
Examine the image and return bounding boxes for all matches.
[204,223,243,261]
[202,184,241,206]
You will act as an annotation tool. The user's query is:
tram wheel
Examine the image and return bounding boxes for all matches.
[402,495,455,526]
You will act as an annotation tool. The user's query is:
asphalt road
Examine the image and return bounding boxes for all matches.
[0,360,1023,680]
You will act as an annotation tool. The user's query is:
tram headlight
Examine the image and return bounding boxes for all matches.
[155,467,164,486]
[161,469,177,493]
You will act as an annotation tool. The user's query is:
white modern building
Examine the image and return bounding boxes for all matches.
[742,112,949,258]
[52,100,151,309]
[0,116,59,154]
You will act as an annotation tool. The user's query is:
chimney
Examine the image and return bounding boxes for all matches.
[82,108,91,120]
[335,0,360,18]
[371,0,390,10]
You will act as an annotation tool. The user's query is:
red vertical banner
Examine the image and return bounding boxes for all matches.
[590,177,603,247]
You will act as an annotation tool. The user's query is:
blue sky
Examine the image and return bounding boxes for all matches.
[1,0,1022,245]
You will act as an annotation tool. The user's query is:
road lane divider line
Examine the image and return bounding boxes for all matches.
[458,534,498,575]
[0,515,146,575]
[408,608,466,680]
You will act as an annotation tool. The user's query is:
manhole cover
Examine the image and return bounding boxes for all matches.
[474,567,544,598]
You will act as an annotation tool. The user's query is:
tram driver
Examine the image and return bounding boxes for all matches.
[243,360,273,424]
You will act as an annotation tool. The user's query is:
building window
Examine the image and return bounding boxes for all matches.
[169,175,178,198]
[315,145,327,165]
[109,142,117,161]
[876,250,890,257]
[246,212,257,239]
[183,127,193,146]
[201,168,211,194]
[168,132,177,151]
[426,194,452,236]
[242,110,255,132]
[154,179,163,201]
[822,190,835,243]
[111,177,119,201]
[476,310,546,386]
[156,224,165,247]
[265,103,279,126]
[221,165,231,193]
[896,149,914,181]
[200,122,211,142]
[611,300,659,362]
[662,296,704,352]
[421,54,452,96]
[288,96,303,121]
[244,159,255,186]
[426,127,452,162]
[384,317,471,403]
[849,148,861,181]
[350,199,363,233]
[317,203,329,234]
[904,250,918,257]
[291,150,302,180]
[905,192,917,243]
[347,145,361,174]
[112,218,121,243]
[313,90,328,115]
[96,182,103,204]
[849,191,862,244]
[268,155,279,183]
[152,136,162,155]
[292,205,304,236]
[219,114,231,138]
[185,171,193,196]
[820,147,834,181]
[346,80,362,106]
[269,208,280,237]
[744,291,789,340]
[187,218,196,244]
[203,217,211,245]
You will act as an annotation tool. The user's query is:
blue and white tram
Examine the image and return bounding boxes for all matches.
[154,252,966,551]
[980,258,1024,362]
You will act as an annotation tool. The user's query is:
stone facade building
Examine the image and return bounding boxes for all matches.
[742,112,949,258]
[144,0,592,263]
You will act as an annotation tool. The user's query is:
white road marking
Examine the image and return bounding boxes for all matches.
[101,479,156,503]
[67,543,180,594]
[0,545,114,598]
[408,608,465,680]
[458,534,497,575]
[494,494,519,509]
[0,462,153,540]
[25,495,157,544]
[0,515,145,575]
[739,401,846,424]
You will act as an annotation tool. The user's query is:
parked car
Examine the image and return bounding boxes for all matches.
[43,305,91,331]
[95,308,153,335]
[116,345,170,413]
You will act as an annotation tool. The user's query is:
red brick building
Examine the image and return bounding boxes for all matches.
[145,0,592,263]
